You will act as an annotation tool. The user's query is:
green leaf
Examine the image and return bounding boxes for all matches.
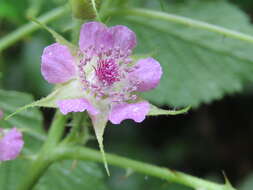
[0,89,45,152]
[110,0,253,107]
[0,159,108,190]
[238,173,253,190]
[0,159,31,190]
[34,160,108,190]
[148,105,190,116]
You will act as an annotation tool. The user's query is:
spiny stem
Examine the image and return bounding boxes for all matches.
[54,146,237,190]
[108,8,253,44]
[0,6,67,52]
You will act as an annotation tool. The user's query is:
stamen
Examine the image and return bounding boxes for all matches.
[77,45,139,102]
[95,59,120,86]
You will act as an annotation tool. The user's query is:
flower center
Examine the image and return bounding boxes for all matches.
[95,59,120,86]
[78,45,139,102]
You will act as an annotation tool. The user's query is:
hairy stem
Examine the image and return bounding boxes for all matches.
[54,145,236,190]
[0,6,67,52]
[108,8,253,44]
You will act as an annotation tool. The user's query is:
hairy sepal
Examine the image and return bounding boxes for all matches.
[91,104,110,176]
[5,80,84,120]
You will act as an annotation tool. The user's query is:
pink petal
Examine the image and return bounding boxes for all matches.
[57,98,99,115]
[109,25,136,52]
[79,22,112,51]
[41,43,76,84]
[130,58,162,92]
[0,128,24,161]
[79,22,136,55]
[109,101,150,124]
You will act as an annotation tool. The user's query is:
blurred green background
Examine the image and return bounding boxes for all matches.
[1,0,253,189]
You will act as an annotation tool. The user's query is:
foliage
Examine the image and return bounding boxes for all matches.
[1,0,253,190]
[110,0,253,107]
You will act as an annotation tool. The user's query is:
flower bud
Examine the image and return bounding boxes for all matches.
[70,0,101,19]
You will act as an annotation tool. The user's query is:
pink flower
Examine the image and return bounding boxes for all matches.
[41,22,162,124]
[0,128,24,161]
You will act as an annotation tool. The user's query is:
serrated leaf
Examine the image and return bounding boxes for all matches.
[148,105,190,116]
[110,0,253,107]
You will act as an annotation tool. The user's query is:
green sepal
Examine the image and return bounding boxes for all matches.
[91,110,110,176]
[148,104,191,116]
[5,80,84,120]
[31,18,78,54]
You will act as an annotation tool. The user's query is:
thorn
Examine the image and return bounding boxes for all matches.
[222,171,236,190]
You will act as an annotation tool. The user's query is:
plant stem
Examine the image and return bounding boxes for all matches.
[0,6,67,52]
[18,111,67,190]
[44,111,68,148]
[17,154,52,190]
[54,145,236,190]
[108,8,253,44]
[63,113,84,143]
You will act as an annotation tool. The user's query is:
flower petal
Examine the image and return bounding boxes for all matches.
[79,22,112,51]
[41,43,76,84]
[57,98,99,115]
[130,58,162,92]
[109,25,136,52]
[0,128,24,161]
[109,101,150,124]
